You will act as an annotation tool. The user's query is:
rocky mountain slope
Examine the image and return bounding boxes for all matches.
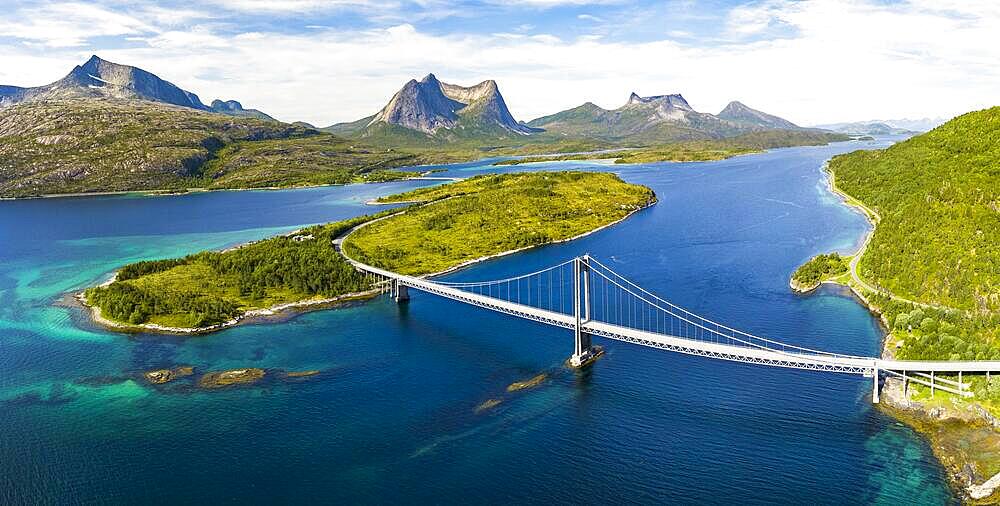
[0,55,274,121]
[717,100,801,130]
[327,73,537,142]
[0,99,420,198]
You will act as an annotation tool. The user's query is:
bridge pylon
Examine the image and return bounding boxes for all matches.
[570,255,600,367]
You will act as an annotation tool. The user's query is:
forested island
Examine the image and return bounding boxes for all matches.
[789,253,849,292]
[82,172,654,332]
[793,107,1000,501]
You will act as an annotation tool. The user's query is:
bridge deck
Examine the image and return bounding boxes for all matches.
[347,261,1000,376]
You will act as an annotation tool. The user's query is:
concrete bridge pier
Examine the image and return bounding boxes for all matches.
[872,366,880,404]
[393,280,410,303]
[569,256,599,368]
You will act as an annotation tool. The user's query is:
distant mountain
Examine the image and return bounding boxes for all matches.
[0,55,275,121]
[210,99,275,121]
[879,117,947,132]
[717,101,801,130]
[327,73,537,142]
[526,92,775,143]
[813,121,916,135]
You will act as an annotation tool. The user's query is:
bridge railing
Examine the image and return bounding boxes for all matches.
[433,255,872,362]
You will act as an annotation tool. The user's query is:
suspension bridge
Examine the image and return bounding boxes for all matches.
[337,242,998,403]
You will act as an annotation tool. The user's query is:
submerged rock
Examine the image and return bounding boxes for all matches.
[143,366,194,384]
[285,370,320,378]
[506,373,547,392]
[198,368,265,388]
[475,398,502,413]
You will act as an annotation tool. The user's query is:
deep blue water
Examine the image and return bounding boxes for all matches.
[0,138,954,504]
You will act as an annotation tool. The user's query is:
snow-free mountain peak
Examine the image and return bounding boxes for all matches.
[350,74,535,137]
[0,55,274,121]
[717,101,800,130]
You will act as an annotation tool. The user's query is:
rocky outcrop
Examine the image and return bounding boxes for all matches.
[143,366,194,384]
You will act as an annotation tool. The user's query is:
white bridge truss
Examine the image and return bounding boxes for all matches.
[341,248,996,402]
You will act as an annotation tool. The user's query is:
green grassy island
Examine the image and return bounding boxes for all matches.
[83,172,654,331]
[343,172,655,275]
[793,107,1000,501]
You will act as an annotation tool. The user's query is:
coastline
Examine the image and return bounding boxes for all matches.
[800,161,1000,502]
[75,287,383,335]
[0,170,458,202]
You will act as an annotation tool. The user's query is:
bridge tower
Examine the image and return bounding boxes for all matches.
[570,255,599,367]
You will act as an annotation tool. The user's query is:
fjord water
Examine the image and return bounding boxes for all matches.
[0,139,953,504]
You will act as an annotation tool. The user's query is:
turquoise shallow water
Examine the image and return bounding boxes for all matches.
[0,139,955,504]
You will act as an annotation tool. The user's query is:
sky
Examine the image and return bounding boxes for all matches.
[1,0,998,126]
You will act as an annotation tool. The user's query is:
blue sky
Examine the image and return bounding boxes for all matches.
[1,0,998,126]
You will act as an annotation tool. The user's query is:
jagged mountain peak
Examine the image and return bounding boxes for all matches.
[625,92,693,111]
[360,74,534,136]
[0,55,275,121]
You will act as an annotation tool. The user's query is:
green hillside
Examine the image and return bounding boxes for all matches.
[831,107,1000,313]
[0,99,422,197]
[828,107,1000,367]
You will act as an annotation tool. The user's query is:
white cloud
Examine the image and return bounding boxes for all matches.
[1,0,998,126]
[0,2,156,47]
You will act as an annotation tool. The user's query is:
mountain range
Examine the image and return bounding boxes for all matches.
[812,117,950,135]
[330,74,815,146]
[0,55,274,121]
[0,56,851,197]
[526,94,813,143]
[811,121,917,135]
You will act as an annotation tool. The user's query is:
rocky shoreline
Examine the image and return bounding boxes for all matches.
[801,164,1000,502]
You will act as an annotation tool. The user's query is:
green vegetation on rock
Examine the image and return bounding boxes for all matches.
[790,253,848,291]
[344,172,655,275]
[202,135,419,189]
[830,108,1000,313]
